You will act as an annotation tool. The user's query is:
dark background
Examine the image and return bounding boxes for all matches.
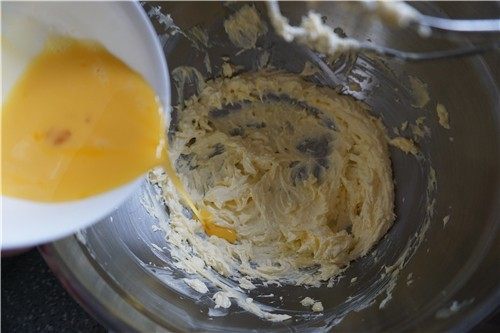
[2,250,105,333]
[1,249,499,332]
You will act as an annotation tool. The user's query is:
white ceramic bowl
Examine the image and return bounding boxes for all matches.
[1,1,170,249]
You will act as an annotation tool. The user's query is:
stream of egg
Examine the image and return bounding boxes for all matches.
[1,37,236,243]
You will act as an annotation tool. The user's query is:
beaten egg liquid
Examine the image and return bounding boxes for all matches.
[1,37,236,243]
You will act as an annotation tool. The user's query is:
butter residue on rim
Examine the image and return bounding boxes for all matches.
[224,4,268,50]
[266,1,424,57]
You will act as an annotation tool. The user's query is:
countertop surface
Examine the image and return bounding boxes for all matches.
[1,249,499,332]
[2,250,105,333]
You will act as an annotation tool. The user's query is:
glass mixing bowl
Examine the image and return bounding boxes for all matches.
[40,2,499,331]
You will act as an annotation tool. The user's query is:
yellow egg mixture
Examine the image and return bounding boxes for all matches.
[1,37,235,243]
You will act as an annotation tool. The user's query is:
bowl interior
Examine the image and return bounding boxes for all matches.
[43,2,499,332]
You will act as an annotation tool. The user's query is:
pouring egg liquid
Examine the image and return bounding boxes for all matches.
[1,37,236,243]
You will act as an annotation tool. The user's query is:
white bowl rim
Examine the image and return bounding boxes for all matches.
[1,1,170,250]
